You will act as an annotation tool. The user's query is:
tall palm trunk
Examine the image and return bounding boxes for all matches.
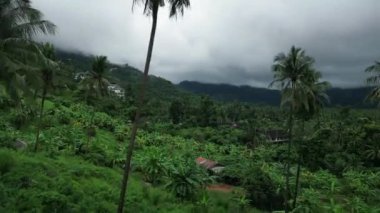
[285,108,294,213]
[117,4,159,213]
[293,120,305,208]
[86,110,95,149]
[33,89,39,99]
[293,154,302,208]
[316,112,321,129]
[34,86,47,152]
[285,84,295,213]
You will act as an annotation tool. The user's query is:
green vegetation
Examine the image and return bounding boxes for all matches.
[365,60,380,105]
[270,46,330,211]
[118,1,191,212]
[0,0,380,213]
[179,81,375,108]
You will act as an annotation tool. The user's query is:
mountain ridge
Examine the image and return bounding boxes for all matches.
[178,81,375,107]
[56,50,192,102]
[55,50,375,108]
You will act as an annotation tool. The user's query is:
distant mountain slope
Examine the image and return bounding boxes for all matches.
[179,81,375,107]
[56,51,375,108]
[179,81,281,105]
[326,87,373,107]
[56,50,190,101]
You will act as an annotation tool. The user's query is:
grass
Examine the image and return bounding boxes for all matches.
[0,148,257,212]
[0,148,181,212]
[0,101,271,212]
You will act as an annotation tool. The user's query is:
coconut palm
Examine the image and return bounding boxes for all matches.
[292,70,330,208]
[270,46,317,212]
[79,56,110,147]
[365,60,380,105]
[294,71,330,122]
[117,0,190,212]
[34,43,57,152]
[80,56,110,102]
[0,0,56,102]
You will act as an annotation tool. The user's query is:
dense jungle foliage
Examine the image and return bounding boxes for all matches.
[1,0,380,212]
[1,49,380,212]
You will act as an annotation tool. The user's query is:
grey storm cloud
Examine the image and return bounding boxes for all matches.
[33,0,380,88]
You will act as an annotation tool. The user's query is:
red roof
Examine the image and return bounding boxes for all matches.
[196,157,218,169]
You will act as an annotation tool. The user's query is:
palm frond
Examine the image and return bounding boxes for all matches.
[168,0,190,18]
[365,87,380,102]
[0,0,55,39]
[133,0,164,16]
[365,61,380,73]
[132,0,190,18]
[13,20,56,39]
[365,61,380,85]
[364,60,380,105]
[270,46,330,115]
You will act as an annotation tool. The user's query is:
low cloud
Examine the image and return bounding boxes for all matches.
[33,0,380,88]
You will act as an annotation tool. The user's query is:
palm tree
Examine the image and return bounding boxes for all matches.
[34,43,57,152]
[365,60,380,105]
[117,0,190,212]
[81,56,110,102]
[292,70,330,208]
[0,0,56,102]
[270,46,316,212]
[79,56,110,146]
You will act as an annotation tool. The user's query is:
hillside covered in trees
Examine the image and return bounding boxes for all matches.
[57,51,191,102]
[179,81,375,108]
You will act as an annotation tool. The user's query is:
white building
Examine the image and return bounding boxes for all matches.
[74,72,87,81]
[108,84,125,99]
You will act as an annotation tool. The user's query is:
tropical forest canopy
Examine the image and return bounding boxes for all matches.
[0,0,380,213]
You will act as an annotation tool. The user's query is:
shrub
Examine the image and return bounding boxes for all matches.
[342,170,379,202]
[0,132,16,149]
[293,188,324,212]
[0,150,16,175]
[41,114,56,128]
[93,112,116,132]
[115,125,128,142]
[243,163,284,211]
[83,151,107,167]
[0,183,6,205]
[42,126,83,152]
[165,160,212,200]
[0,116,12,131]
[56,109,72,125]
[10,110,29,130]
[135,147,168,184]
[323,152,361,176]
[86,126,96,138]
[38,191,70,213]
[301,170,338,191]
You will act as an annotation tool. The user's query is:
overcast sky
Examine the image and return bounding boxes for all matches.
[33,0,380,88]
